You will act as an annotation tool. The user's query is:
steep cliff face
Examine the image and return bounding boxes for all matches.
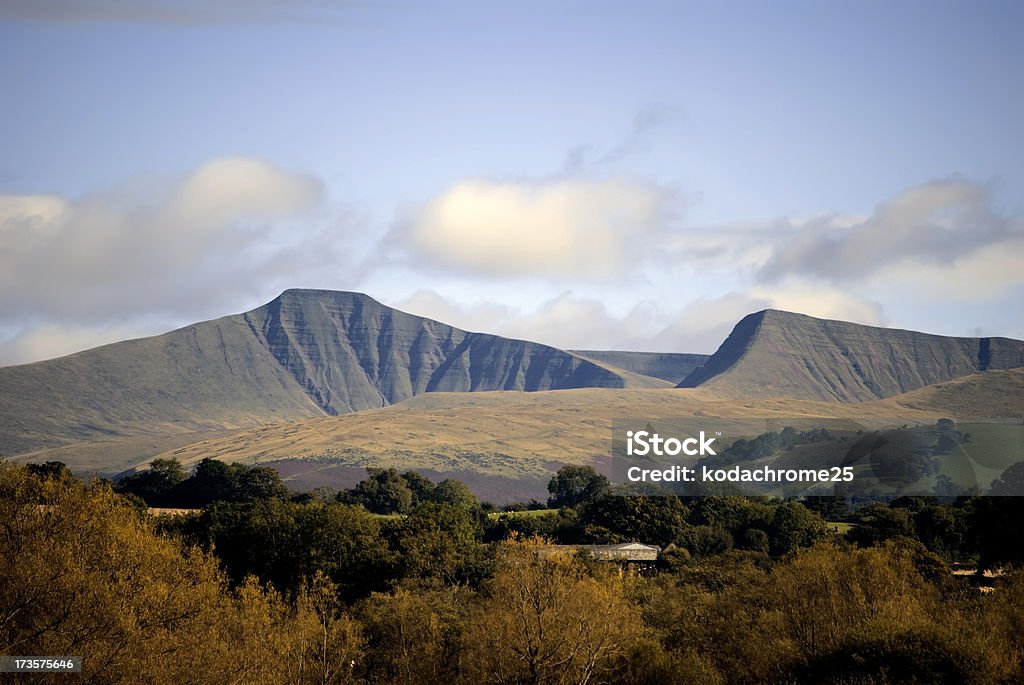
[678,310,1024,402]
[242,289,626,415]
[0,289,630,454]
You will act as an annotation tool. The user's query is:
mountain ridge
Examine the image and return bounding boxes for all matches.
[0,289,663,456]
[678,309,1024,401]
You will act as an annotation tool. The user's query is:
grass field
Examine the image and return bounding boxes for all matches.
[14,369,1021,498]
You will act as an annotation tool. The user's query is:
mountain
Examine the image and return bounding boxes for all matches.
[570,350,709,384]
[0,289,666,457]
[678,309,1024,402]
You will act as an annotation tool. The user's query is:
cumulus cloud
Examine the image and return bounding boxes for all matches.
[758,179,1021,284]
[0,156,345,364]
[869,238,1024,302]
[174,157,322,223]
[388,178,674,279]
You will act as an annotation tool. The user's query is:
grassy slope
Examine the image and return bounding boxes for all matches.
[0,315,323,455]
[125,368,1023,477]
[134,389,932,474]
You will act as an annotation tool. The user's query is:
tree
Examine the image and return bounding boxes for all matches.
[150,457,186,486]
[430,478,478,509]
[934,433,960,456]
[767,501,827,556]
[461,537,644,685]
[26,460,72,482]
[341,468,414,514]
[988,460,1024,496]
[357,585,466,685]
[0,462,239,683]
[580,492,689,547]
[798,624,986,684]
[115,457,186,505]
[801,495,849,521]
[235,466,290,501]
[847,502,916,547]
[189,498,394,598]
[187,457,238,504]
[392,503,487,585]
[401,470,436,507]
[546,464,609,509]
[969,496,1024,570]
[290,572,364,685]
[768,542,935,658]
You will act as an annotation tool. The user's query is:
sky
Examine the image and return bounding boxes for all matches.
[1,0,1022,365]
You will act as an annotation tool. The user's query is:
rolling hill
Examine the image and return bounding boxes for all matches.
[0,289,667,457]
[679,310,1024,402]
[108,367,1024,500]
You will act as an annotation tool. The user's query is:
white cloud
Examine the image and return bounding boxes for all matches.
[390,178,674,279]
[0,157,352,364]
[173,157,322,224]
[5,165,1019,368]
[870,239,1024,302]
[758,179,1019,283]
[0,157,325,323]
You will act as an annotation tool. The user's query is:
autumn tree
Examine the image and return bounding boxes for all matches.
[357,584,468,685]
[461,537,644,685]
[0,462,235,683]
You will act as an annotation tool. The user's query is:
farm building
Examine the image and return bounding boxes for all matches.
[539,542,660,562]
[574,542,660,561]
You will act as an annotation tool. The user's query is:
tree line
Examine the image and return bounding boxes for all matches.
[3,459,1024,683]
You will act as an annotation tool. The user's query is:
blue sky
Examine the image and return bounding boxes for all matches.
[1,1,1022,363]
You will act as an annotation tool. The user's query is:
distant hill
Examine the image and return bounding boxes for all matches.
[879,367,1024,419]
[0,289,665,456]
[570,350,709,384]
[678,309,1024,402]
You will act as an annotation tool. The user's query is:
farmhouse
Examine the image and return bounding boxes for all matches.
[541,542,661,562]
